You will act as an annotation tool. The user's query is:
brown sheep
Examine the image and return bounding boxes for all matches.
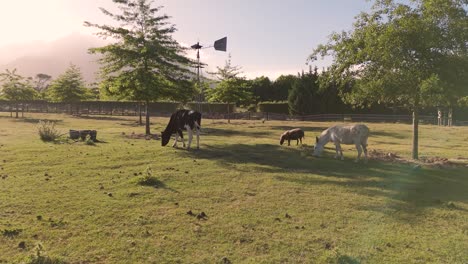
[280,128,305,146]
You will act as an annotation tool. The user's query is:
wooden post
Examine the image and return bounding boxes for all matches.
[227,103,231,124]
[139,103,143,125]
[412,110,419,160]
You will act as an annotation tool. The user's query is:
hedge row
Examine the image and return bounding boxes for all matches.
[258,102,289,114]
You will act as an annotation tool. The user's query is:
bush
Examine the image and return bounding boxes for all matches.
[37,121,62,142]
[258,101,289,114]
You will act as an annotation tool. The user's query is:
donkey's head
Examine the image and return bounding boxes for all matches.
[313,136,324,156]
[279,134,286,145]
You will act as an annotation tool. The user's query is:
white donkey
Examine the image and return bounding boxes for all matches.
[313,124,369,163]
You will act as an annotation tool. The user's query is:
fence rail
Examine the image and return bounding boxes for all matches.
[204,112,443,125]
[0,100,464,125]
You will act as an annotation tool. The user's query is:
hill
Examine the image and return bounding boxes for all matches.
[0,33,105,83]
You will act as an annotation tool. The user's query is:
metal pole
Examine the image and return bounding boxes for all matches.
[197,47,201,112]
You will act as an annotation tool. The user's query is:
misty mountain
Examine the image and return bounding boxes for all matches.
[0,33,106,84]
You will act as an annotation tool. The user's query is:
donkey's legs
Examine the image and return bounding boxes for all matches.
[296,139,299,145]
[362,143,368,163]
[355,143,363,162]
[335,143,344,160]
[339,144,344,160]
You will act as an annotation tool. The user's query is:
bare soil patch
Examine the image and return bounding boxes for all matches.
[368,149,467,168]
[122,132,160,140]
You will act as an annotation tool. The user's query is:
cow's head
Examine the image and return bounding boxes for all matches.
[161,131,171,146]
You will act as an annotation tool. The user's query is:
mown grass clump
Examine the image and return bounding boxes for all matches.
[1,228,22,238]
[22,244,66,264]
[133,166,161,187]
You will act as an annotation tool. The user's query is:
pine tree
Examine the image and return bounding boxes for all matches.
[47,64,88,103]
[288,70,319,115]
[207,56,252,123]
[85,0,194,135]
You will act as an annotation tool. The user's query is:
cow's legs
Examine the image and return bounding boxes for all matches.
[186,127,193,150]
[355,143,363,163]
[172,133,179,148]
[178,130,185,148]
[196,127,200,149]
[288,139,291,146]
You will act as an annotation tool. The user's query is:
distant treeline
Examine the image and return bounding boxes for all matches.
[0,100,235,115]
[1,100,467,121]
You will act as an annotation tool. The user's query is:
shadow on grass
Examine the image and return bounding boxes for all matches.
[74,115,132,122]
[134,176,178,193]
[202,127,271,137]
[0,116,64,124]
[267,125,330,133]
[182,143,468,220]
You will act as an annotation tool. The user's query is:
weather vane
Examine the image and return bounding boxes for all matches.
[191,37,227,107]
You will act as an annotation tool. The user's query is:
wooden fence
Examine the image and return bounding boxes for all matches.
[1,100,464,125]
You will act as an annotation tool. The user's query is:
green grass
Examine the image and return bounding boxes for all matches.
[0,112,467,263]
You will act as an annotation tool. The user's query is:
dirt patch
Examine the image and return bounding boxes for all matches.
[369,149,405,163]
[123,132,160,140]
[368,149,467,168]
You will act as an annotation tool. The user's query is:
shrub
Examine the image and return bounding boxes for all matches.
[37,121,61,142]
[258,101,289,114]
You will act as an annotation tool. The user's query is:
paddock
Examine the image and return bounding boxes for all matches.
[0,112,467,263]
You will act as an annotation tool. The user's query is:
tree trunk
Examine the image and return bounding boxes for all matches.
[412,109,419,160]
[139,102,143,126]
[15,103,19,118]
[145,101,151,135]
[227,103,231,124]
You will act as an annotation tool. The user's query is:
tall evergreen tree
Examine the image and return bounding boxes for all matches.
[47,64,88,103]
[288,70,319,115]
[272,75,297,101]
[85,0,194,135]
[207,56,252,123]
[250,76,272,103]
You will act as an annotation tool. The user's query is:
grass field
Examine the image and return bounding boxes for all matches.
[0,112,467,264]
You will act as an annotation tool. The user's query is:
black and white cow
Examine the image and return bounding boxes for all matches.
[161,109,202,150]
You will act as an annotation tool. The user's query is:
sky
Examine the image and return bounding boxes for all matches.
[0,0,373,80]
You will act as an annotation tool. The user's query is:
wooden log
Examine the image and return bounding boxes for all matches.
[69,130,98,141]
